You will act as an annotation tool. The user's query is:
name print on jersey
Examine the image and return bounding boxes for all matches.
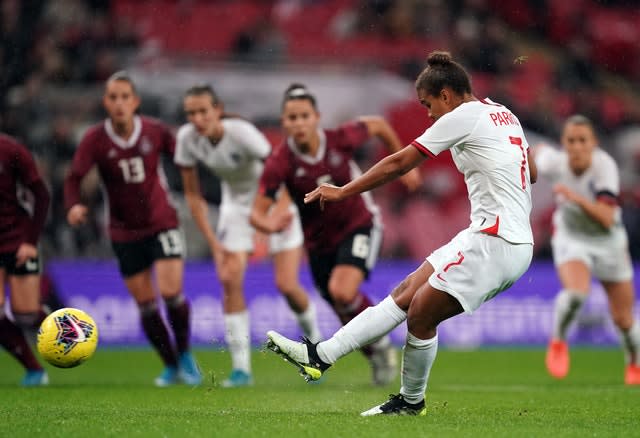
[489,111,520,127]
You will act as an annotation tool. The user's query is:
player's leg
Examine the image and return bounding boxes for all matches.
[272,245,322,343]
[362,232,532,416]
[216,248,253,387]
[601,279,640,385]
[9,268,47,344]
[124,269,180,386]
[546,260,591,379]
[152,229,201,385]
[327,226,398,385]
[266,260,430,382]
[155,256,201,385]
[0,266,47,386]
[114,238,178,386]
[328,264,398,385]
[361,283,462,417]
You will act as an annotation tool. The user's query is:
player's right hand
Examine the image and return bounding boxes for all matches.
[270,211,293,233]
[67,204,88,226]
[15,243,38,267]
[304,183,343,210]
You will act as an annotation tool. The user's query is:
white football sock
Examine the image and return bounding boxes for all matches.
[317,296,406,364]
[294,300,322,344]
[552,289,587,340]
[224,310,251,373]
[400,333,438,404]
[618,320,640,365]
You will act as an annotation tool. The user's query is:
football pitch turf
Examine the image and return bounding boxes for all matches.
[1,348,638,437]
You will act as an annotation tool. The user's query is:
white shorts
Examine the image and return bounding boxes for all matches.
[217,203,304,254]
[217,204,254,252]
[269,206,304,254]
[551,231,633,282]
[427,229,533,314]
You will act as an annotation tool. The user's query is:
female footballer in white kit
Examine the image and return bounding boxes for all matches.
[175,85,321,387]
[536,115,640,385]
[266,50,538,415]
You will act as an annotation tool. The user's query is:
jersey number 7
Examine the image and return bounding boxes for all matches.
[509,136,527,190]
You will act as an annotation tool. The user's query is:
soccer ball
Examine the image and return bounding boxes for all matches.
[37,308,99,368]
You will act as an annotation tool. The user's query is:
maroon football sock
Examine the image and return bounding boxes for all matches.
[0,316,43,371]
[165,295,191,354]
[139,302,178,367]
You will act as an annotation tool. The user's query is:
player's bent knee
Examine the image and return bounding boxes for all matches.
[406,314,438,339]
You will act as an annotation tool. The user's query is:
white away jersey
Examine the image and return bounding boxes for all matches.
[412,98,533,244]
[535,145,625,239]
[175,118,271,209]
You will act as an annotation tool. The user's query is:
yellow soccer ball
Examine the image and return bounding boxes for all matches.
[37,308,99,368]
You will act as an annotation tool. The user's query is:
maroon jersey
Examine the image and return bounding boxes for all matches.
[64,116,178,242]
[260,121,381,253]
[0,134,49,252]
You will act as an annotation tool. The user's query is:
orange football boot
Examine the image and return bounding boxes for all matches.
[624,364,640,385]
[545,339,569,379]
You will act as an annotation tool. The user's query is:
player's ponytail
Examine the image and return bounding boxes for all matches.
[415,51,472,97]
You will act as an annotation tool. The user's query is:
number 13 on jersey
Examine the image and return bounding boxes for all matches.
[118,157,146,183]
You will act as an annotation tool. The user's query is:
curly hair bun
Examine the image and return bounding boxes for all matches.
[427,51,453,67]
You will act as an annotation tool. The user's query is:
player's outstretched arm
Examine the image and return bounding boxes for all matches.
[305,145,426,206]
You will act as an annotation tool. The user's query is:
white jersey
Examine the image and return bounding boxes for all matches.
[174,118,271,209]
[535,145,626,240]
[412,98,533,244]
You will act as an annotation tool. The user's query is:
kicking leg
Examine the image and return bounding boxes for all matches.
[267,261,432,382]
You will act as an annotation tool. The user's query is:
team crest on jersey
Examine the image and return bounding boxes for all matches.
[328,151,342,168]
[295,167,306,178]
[140,137,153,155]
[107,149,117,159]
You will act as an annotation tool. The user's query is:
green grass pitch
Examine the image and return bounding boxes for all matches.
[1,348,638,437]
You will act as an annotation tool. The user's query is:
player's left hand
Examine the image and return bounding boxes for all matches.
[304,183,343,210]
[400,168,422,192]
[15,243,38,267]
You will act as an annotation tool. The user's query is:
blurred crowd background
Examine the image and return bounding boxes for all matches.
[2,0,640,262]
